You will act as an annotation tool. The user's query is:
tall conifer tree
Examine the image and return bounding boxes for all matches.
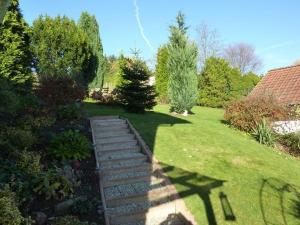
[78,12,105,90]
[0,0,33,91]
[167,12,198,114]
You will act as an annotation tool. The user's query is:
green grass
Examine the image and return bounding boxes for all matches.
[84,100,300,225]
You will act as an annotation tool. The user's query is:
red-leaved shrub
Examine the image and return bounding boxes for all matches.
[224,96,290,132]
[36,76,85,107]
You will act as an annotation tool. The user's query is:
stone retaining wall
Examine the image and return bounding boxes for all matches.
[272,120,300,135]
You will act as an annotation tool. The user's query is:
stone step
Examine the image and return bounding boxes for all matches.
[99,158,149,170]
[101,163,152,176]
[103,170,151,187]
[94,120,126,127]
[96,146,141,156]
[98,152,146,163]
[94,130,131,139]
[108,200,178,225]
[97,141,138,151]
[106,183,172,207]
[96,134,136,144]
[94,123,128,130]
[103,173,150,188]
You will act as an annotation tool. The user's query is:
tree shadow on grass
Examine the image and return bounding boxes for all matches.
[259,178,300,225]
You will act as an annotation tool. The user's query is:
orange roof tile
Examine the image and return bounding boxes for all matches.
[250,65,300,105]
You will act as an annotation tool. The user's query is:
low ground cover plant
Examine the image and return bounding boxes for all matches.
[279,132,300,155]
[49,130,91,160]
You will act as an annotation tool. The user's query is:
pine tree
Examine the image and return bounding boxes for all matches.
[117,58,156,113]
[78,12,106,90]
[155,45,169,103]
[167,12,198,114]
[0,0,33,91]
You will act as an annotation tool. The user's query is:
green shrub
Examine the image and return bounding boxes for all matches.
[252,119,276,146]
[57,103,82,121]
[49,130,91,160]
[16,151,41,175]
[224,96,289,132]
[0,188,23,225]
[33,170,73,200]
[72,198,99,216]
[53,216,88,225]
[279,132,300,154]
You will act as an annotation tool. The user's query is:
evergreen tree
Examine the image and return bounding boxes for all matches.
[198,57,242,107]
[167,12,198,114]
[78,12,106,90]
[155,45,169,103]
[31,15,90,84]
[117,58,156,113]
[0,0,33,91]
[0,0,11,22]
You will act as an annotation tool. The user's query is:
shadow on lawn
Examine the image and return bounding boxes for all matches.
[259,178,300,225]
[162,163,236,225]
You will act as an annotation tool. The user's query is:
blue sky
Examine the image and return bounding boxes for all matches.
[20,0,300,73]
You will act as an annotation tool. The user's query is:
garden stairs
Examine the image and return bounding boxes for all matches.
[90,116,197,225]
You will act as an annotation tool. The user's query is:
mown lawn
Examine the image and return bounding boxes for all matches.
[84,100,300,225]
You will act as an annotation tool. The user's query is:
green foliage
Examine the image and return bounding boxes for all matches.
[252,119,276,146]
[78,12,106,90]
[167,12,198,113]
[0,0,33,92]
[33,170,73,200]
[16,151,41,175]
[72,198,98,216]
[0,78,21,116]
[155,45,170,103]
[57,103,82,121]
[224,96,289,132]
[36,76,85,107]
[0,188,23,225]
[49,130,91,160]
[117,58,156,113]
[0,0,11,22]
[31,15,90,83]
[279,132,300,154]
[240,72,261,95]
[198,57,242,107]
[54,216,88,225]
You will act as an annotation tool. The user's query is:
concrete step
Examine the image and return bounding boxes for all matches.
[99,158,149,170]
[97,141,138,151]
[96,134,136,144]
[103,170,151,187]
[101,163,152,176]
[98,152,146,163]
[94,130,131,139]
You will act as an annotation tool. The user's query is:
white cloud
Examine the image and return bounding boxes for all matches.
[133,0,155,53]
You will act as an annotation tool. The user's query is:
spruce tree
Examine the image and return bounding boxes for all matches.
[117,58,156,113]
[155,45,169,103]
[167,12,198,114]
[0,0,33,91]
[78,12,106,90]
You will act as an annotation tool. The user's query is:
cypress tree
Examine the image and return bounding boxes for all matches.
[78,12,105,90]
[0,0,33,91]
[167,12,198,114]
[155,45,169,103]
[117,58,156,113]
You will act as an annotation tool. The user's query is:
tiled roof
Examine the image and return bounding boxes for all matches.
[250,65,300,105]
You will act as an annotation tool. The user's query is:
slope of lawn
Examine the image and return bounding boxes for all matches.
[84,100,300,225]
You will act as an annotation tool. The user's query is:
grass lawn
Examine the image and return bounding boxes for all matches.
[84,100,300,225]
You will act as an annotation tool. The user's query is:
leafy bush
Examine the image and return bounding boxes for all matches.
[16,151,41,175]
[53,216,88,225]
[49,130,91,160]
[279,132,300,154]
[72,198,98,215]
[0,188,23,225]
[33,170,73,200]
[36,76,85,107]
[57,103,82,121]
[224,96,289,132]
[252,119,276,146]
